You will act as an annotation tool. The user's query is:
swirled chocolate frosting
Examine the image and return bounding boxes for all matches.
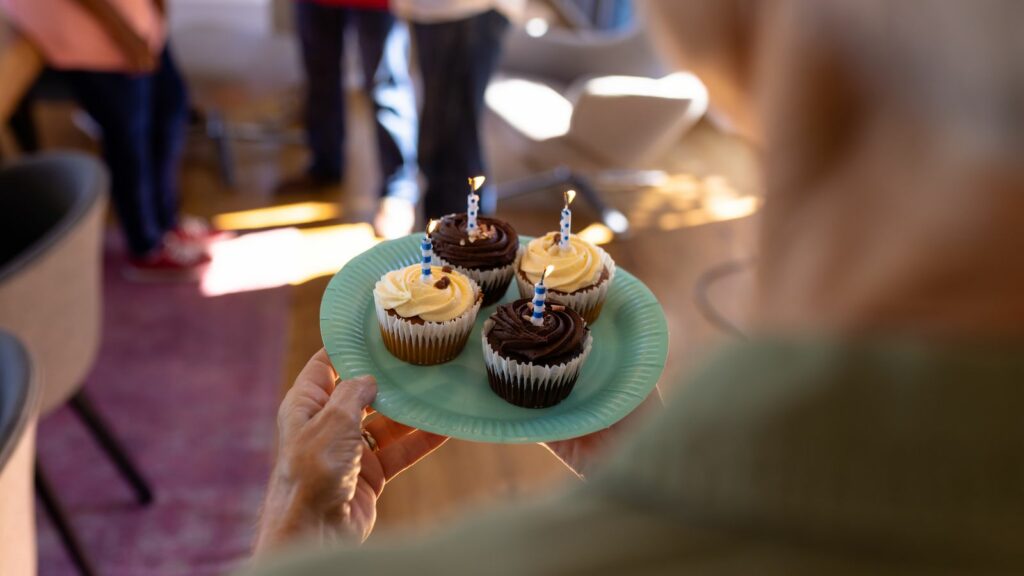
[486,299,587,366]
[432,214,519,271]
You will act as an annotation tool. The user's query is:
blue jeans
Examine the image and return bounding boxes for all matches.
[295,2,418,204]
[414,10,509,219]
[63,47,189,257]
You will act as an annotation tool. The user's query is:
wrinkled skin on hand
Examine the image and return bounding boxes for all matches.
[256,350,448,550]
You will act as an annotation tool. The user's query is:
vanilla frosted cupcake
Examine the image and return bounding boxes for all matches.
[516,233,615,324]
[374,264,482,365]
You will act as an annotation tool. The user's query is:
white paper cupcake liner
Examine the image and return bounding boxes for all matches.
[515,247,616,324]
[481,318,594,408]
[434,255,516,305]
[373,280,482,365]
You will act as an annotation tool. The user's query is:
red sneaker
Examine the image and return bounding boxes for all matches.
[123,240,212,282]
[169,215,233,246]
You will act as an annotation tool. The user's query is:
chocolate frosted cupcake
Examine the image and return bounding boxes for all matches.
[432,213,519,306]
[482,299,592,408]
[516,232,615,324]
[374,264,482,365]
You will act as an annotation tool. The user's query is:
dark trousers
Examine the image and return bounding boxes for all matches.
[295,2,418,203]
[63,47,188,257]
[414,10,509,219]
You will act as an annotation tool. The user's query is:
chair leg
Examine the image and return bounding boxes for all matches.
[69,391,154,505]
[495,166,573,202]
[9,94,40,154]
[206,109,237,189]
[495,166,631,234]
[566,172,630,234]
[36,464,99,576]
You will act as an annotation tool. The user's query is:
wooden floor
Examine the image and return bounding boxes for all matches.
[20,86,761,537]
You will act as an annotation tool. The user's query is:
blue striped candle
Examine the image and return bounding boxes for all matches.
[421,236,433,282]
[531,265,555,326]
[559,189,576,249]
[467,194,479,236]
[422,220,439,283]
[467,176,485,238]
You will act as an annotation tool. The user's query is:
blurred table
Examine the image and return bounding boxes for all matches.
[0,19,43,124]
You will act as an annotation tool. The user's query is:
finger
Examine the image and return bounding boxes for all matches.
[365,415,418,448]
[280,350,339,425]
[620,386,663,428]
[377,430,449,482]
[303,376,377,507]
[294,349,339,397]
[358,447,386,497]
[320,374,377,427]
[648,385,664,407]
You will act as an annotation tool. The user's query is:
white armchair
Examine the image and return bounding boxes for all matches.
[488,25,708,233]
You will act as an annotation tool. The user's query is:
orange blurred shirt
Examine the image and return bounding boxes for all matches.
[0,0,165,72]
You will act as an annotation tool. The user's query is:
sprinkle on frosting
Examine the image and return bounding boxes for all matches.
[519,233,604,293]
[374,265,477,322]
[433,213,519,271]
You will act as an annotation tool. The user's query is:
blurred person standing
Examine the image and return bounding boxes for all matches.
[394,0,525,220]
[281,0,420,239]
[0,0,219,280]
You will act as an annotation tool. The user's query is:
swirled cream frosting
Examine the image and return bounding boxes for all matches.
[374,265,477,322]
[519,233,604,293]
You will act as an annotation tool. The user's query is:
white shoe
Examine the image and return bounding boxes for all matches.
[373,197,416,239]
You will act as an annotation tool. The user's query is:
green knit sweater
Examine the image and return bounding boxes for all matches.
[242,340,1024,575]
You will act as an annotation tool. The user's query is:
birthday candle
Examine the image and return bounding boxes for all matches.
[466,176,485,239]
[559,189,576,250]
[531,265,554,326]
[422,220,438,283]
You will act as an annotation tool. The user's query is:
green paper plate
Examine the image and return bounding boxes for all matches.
[320,234,668,443]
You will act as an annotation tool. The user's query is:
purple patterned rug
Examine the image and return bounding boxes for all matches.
[35,236,290,576]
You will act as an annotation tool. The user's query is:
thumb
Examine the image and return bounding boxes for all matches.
[293,375,378,514]
[318,375,378,429]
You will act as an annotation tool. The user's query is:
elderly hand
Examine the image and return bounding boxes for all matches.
[543,388,662,479]
[255,350,448,552]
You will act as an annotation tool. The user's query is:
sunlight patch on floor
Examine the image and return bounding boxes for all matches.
[201,223,379,296]
[291,224,380,285]
[620,173,760,232]
[211,202,342,231]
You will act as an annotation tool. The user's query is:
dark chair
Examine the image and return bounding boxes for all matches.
[0,331,37,576]
[0,153,154,576]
